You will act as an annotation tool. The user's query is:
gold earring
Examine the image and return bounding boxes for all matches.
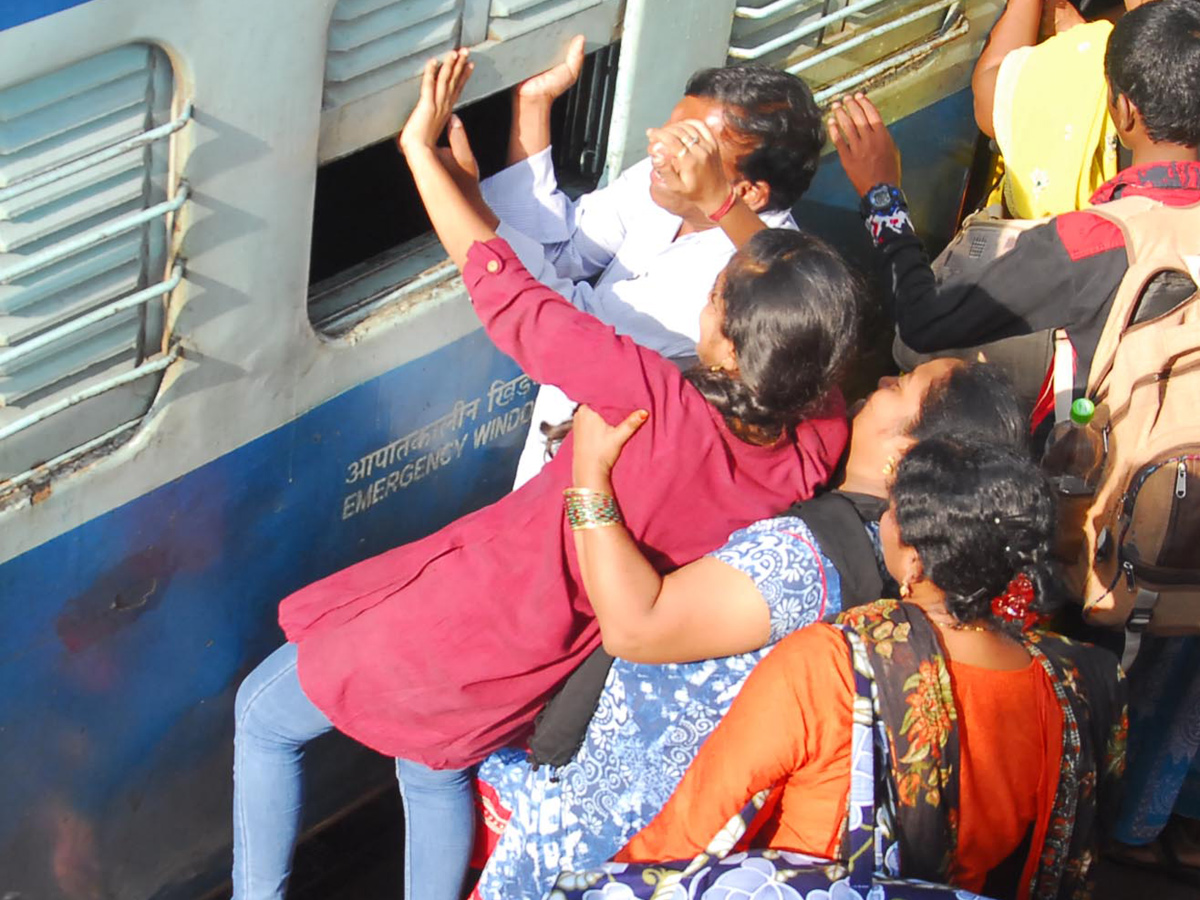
[709,364,723,373]
[899,582,911,600]
[881,455,898,477]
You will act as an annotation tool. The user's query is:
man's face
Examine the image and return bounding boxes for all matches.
[647,95,756,217]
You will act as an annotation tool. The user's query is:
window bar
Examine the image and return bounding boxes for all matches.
[0,101,193,204]
[0,262,184,370]
[728,0,891,58]
[1,416,141,493]
[811,11,969,102]
[787,0,957,75]
[0,344,181,442]
[0,184,190,285]
[734,0,824,20]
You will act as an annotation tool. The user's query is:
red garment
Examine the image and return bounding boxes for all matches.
[280,238,848,768]
[619,624,1063,899]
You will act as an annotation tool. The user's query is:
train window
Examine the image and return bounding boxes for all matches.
[0,44,189,498]
[317,0,625,164]
[308,42,619,336]
[728,0,969,103]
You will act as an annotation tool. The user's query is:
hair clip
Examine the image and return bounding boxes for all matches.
[990,572,1041,631]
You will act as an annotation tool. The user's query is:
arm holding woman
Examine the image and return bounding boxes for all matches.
[568,405,773,663]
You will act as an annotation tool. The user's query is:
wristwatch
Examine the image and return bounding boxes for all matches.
[859,183,906,218]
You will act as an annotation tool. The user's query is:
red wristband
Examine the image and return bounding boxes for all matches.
[707,189,737,222]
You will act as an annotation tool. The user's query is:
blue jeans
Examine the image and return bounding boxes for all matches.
[232,644,476,899]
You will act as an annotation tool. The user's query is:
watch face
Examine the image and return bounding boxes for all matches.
[869,185,893,210]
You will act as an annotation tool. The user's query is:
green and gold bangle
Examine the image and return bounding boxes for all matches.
[564,487,623,531]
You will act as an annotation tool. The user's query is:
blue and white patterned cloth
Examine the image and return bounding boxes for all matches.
[1114,634,1200,843]
[473,515,883,900]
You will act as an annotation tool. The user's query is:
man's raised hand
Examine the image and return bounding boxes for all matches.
[516,35,586,104]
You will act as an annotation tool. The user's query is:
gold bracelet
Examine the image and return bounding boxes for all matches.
[563,487,624,531]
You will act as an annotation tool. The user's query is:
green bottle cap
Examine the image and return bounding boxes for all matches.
[1070,397,1096,426]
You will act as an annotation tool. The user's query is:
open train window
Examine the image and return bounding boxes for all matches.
[307,43,619,336]
[0,43,189,499]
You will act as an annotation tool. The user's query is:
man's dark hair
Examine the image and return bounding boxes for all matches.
[1104,0,1200,148]
[685,228,861,443]
[685,65,825,211]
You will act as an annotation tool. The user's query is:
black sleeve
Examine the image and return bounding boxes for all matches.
[868,203,1087,354]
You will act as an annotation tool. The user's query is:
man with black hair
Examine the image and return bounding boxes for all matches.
[829,0,1200,433]
[480,37,824,485]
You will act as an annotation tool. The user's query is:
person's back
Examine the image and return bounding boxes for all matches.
[972,0,1129,219]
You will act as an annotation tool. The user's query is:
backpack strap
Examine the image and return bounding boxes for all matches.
[1119,587,1160,670]
[782,492,884,609]
[1051,329,1075,424]
[1078,196,1200,392]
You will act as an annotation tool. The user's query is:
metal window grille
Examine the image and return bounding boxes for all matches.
[322,0,610,113]
[0,44,189,489]
[728,0,968,102]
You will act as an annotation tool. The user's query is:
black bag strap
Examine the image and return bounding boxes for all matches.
[527,643,614,769]
[782,491,885,610]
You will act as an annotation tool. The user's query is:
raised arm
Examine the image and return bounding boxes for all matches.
[568,405,772,664]
[398,50,499,270]
[507,34,585,166]
[828,94,1078,352]
[972,0,1043,137]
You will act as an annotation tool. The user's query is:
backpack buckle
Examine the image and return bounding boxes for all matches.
[1127,606,1154,633]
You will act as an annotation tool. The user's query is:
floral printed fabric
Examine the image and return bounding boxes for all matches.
[835,601,961,883]
[1022,630,1127,900]
[472,516,854,900]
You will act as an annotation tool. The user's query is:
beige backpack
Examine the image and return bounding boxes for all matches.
[1059,195,1200,668]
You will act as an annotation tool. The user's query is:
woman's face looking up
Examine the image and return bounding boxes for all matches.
[854,358,961,438]
[841,357,961,488]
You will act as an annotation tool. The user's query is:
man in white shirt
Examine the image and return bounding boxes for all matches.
[480,39,824,485]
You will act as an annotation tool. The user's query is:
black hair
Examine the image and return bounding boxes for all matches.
[685,229,861,444]
[890,438,1060,634]
[685,66,825,211]
[1104,0,1200,148]
[906,363,1030,454]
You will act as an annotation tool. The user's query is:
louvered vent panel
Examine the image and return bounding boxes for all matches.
[729,0,963,102]
[487,0,604,40]
[0,44,190,485]
[323,0,462,111]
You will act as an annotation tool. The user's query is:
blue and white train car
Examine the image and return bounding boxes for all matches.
[0,1,999,896]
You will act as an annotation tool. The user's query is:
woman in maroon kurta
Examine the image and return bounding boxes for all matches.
[232,52,857,900]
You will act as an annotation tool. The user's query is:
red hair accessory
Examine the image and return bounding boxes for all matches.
[990,572,1041,630]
